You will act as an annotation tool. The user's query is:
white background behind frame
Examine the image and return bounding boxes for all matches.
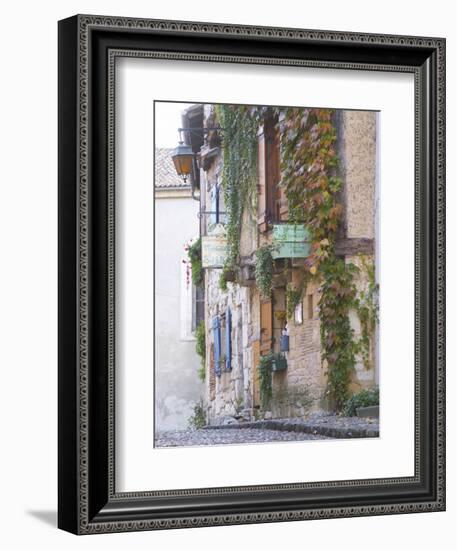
[115,57,415,493]
[1,1,454,548]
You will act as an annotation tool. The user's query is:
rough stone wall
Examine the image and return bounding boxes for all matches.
[239,204,258,258]
[338,110,378,389]
[283,281,324,415]
[205,269,256,423]
[338,110,377,239]
[347,253,377,392]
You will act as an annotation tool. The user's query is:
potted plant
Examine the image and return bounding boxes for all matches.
[271,352,287,372]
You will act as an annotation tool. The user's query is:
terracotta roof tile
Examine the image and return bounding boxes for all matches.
[155,147,190,188]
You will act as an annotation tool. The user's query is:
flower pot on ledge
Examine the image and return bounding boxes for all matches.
[271,353,287,372]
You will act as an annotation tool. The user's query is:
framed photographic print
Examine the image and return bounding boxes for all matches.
[58,14,445,534]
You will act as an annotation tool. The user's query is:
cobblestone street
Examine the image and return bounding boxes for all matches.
[155,428,330,447]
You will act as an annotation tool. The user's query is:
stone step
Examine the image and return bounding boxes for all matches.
[203,418,379,439]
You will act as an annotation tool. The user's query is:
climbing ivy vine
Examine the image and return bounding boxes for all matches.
[353,256,379,370]
[214,104,260,286]
[279,108,378,411]
[186,237,203,287]
[258,353,273,410]
[195,320,206,381]
[285,272,309,320]
[213,105,378,411]
[254,244,275,299]
[286,283,302,320]
[279,108,342,260]
[319,259,359,409]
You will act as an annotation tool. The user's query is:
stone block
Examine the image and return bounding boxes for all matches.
[356,405,379,418]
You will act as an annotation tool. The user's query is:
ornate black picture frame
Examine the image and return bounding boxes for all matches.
[58,14,445,534]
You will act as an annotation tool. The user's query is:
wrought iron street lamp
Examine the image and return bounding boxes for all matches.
[171,141,194,183]
[172,126,224,184]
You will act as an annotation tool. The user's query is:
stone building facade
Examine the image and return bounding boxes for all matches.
[184,103,378,425]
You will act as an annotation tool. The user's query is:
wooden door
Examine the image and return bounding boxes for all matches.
[251,339,261,408]
[260,299,273,355]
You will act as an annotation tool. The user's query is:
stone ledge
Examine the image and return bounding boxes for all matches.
[203,418,379,439]
[356,405,380,418]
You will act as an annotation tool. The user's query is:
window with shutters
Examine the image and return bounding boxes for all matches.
[192,285,205,331]
[181,254,204,340]
[258,113,287,232]
[209,180,226,228]
[211,311,233,376]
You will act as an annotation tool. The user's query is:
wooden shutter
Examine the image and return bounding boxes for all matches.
[258,115,285,225]
[258,115,285,228]
[226,307,232,371]
[260,299,273,355]
[252,339,261,408]
[257,127,268,232]
[265,119,279,222]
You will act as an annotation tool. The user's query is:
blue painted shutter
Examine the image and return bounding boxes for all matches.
[212,316,221,376]
[226,308,232,371]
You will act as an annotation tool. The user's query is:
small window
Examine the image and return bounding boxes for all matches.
[209,182,226,227]
[294,301,303,325]
[193,285,205,330]
[209,185,218,226]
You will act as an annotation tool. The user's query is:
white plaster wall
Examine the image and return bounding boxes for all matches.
[155,194,204,430]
